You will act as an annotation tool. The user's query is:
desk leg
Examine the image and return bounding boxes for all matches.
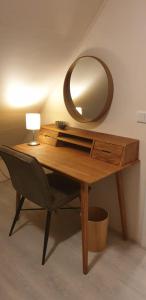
[80,182,89,274]
[116,172,128,240]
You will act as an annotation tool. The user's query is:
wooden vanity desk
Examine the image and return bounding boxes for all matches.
[14,124,139,274]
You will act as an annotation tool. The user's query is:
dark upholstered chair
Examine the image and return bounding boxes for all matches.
[0,145,80,265]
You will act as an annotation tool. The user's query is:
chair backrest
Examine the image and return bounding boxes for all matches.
[0,145,53,208]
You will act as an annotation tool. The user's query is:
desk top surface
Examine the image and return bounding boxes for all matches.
[13,143,136,184]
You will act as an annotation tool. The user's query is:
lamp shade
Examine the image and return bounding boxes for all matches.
[26,113,40,130]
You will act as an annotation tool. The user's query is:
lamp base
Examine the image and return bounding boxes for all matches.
[28,141,40,146]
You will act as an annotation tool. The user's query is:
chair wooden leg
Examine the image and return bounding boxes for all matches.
[16,192,21,221]
[9,196,25,236]
[16,192,21,212]
[42,210,51,265]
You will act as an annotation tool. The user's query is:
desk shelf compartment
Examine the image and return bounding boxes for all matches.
[39,124,139,166]
[57,132,93,153]
[56,139,91,154]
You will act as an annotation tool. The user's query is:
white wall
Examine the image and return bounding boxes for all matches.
[0,0,102,145]
[41,0,146,246]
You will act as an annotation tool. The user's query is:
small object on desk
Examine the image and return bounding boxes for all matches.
[55,120,67,130]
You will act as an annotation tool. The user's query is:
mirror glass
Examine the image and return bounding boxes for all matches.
[70,57,108,120]
[63,56,113,123]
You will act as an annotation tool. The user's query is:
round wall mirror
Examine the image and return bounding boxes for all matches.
[63,56,113,123]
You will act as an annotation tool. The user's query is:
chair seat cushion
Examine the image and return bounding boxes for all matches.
[47,172,80,210]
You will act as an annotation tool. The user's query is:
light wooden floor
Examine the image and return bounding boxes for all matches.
[1,180,146,300]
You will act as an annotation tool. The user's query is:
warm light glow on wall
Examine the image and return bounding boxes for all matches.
[5,80,48,108]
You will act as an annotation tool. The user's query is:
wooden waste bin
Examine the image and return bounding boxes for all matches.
[88,207,109,252]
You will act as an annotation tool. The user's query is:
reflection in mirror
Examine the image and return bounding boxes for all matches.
[64,56,113,123]
[76,106,82,115]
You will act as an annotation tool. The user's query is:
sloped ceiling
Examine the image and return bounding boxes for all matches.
[0,0,103,145]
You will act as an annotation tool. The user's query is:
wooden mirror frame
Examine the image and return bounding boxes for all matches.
[63,56,114,123]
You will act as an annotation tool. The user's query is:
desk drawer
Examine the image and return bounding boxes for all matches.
[39,129,58,138]
[38,129,58,146]
[38,129,57,145]
[39,135,57,146]
[92,140,123,165]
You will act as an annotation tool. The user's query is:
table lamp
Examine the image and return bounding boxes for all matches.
[26,113,40,146]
